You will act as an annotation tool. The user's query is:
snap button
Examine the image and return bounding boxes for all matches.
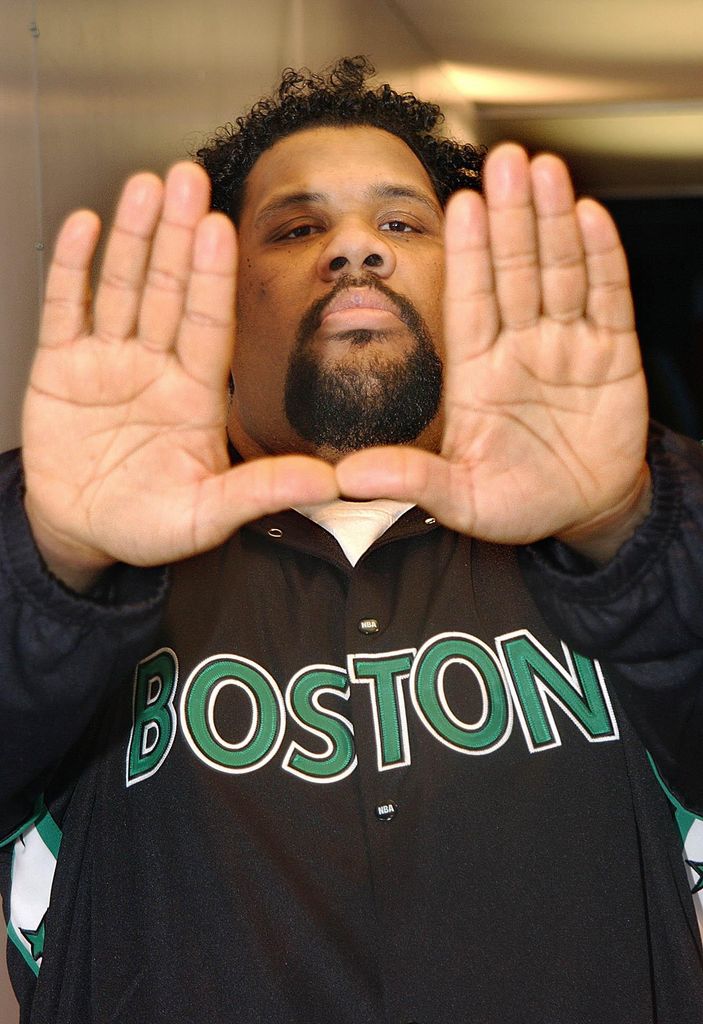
[359,617,380,635]
[424,517,436,525]
[267,527,283,538]
[375,801,397,822]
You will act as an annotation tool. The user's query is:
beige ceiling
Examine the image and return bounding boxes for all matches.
[382,0,703,194]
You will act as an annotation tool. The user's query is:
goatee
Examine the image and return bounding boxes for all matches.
[284,276,442,453]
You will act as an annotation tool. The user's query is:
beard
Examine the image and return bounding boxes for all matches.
[284,276,443,453]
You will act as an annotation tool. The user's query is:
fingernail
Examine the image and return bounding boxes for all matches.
[194,216,230,268]
[128,175,159,208]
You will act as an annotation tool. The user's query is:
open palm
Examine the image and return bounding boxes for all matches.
[337,144,649,549]
[22,164,336,586]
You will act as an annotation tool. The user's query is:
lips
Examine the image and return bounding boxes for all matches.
[320,286,401,323]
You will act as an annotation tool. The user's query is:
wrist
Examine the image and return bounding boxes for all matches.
[23,497,116,593]
[555,465,652,566]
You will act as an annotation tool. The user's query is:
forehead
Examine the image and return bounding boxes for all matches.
[240,125,440,224]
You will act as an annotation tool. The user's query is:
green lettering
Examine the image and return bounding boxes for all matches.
[498,632,617,750]
[181,655,284,772]
[127,648,178,785]
[411,634,510,753]
[283,666,355,782]
[350,651,414,769]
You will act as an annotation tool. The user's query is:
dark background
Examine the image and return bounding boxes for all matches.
[606,197,703,439]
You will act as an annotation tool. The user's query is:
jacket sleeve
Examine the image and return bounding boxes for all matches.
[0,450,170,840]
[519,423,703,813]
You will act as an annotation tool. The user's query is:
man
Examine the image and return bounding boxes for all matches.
[2,56,703,1022]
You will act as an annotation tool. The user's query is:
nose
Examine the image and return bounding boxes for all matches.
[317,219,396,282]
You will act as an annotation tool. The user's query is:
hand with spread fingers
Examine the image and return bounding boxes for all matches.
[22,163,337,590]
[337,143,650,561]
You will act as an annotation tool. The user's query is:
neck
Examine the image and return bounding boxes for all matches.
[226,412,444,464]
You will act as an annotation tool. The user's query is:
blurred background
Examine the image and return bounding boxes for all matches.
[2,0,703,1016]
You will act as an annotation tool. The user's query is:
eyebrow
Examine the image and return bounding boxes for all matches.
[254,191,327,228]
[253,182,441,228]
[370,183,441,215]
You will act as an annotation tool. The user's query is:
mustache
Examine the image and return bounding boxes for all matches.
[295,273,424,345]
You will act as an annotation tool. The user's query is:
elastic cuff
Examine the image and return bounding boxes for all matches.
[0,454,170,624]
[520,423,682,605]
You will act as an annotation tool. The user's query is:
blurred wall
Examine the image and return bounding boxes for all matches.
[0,2,432,1017]
[2,1,40,455]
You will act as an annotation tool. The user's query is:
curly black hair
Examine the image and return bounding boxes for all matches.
[195,56,484,223]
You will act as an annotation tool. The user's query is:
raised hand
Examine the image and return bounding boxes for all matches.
[22,164,337,589]
[337,143,650,557]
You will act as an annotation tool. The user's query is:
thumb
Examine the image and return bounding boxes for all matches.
[194,454,340,547]
[336,446,475,533]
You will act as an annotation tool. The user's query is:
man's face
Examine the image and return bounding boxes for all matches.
[228,125,446,462]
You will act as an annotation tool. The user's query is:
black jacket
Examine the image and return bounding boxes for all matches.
[1,425,702,1023]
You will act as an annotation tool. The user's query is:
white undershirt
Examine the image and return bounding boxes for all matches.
[294,498,414,566]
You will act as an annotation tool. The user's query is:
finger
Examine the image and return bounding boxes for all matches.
[194,455,339,549]
[577,199,635,334]
[484,144,540,330]
[137,163,212,351]
[530,153,587,322]
[40,211,102,347]
[175,212,237,388]
[336,446,472,533]
[444,190,499,364]
[93,173,164,341]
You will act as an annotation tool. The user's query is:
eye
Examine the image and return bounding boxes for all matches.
[277,223,319,240]
[380,219,417,234]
